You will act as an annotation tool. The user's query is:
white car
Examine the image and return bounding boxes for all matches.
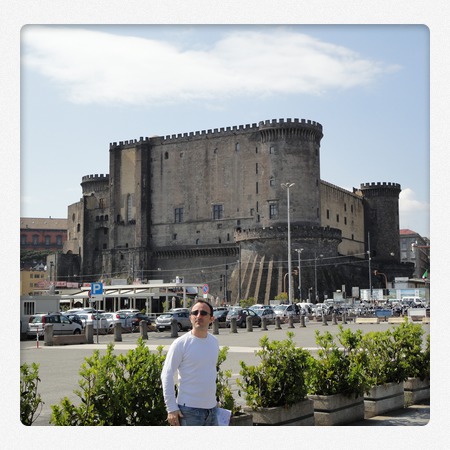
[27,313,82,338]
[273,304,299,320]
[73,312,109,333]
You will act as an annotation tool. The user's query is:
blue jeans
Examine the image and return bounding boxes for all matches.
[178,404,218,426]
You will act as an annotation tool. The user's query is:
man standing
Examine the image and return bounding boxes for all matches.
[161,299,219,426]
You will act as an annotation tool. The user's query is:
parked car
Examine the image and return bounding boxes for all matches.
[63,313,85,329]
[254,307,276,321]
[273,304,299,320]
[115,309,140,315]
[27,313,82,338]
[226,308,261,328]
[73,312,109,333]
[213,309,228,323]
[155,311,191,332]
[128,313,154,332]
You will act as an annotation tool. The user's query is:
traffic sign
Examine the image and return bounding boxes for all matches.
[202,284,209,295]
[91,282,104,295]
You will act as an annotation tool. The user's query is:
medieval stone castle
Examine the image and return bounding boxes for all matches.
[63,118,413,304]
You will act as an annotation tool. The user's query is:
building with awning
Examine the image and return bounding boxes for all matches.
[60,282,206,314]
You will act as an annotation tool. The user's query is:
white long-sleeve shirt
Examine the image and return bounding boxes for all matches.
[161,331,219,413]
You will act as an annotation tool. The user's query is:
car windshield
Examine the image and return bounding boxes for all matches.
[159,313,173,319]
[274,305,287,311]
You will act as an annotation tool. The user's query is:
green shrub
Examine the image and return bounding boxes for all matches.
[392,320,429,380]
[216,346,242,416]
[307,326,369,397]
[237,332,313,409]
[50,338,167,425]
[20,362,44,425]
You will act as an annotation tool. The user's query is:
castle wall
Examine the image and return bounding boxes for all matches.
[320,181,365,256]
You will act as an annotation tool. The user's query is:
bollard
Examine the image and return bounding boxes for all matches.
[114,322,122,342]
[275,316,282,329]
[170,319,178,338]
[322,313,328,326]
[261,317,268,331]
[230,317,237,333]
[288,315,295,328]
[300,315,306,328]
[332,312,337,325]
[140,320,148,340]
[342,312,347,324]
[44,324,53,346]
[246,315,253,332]
[212,320,219,335]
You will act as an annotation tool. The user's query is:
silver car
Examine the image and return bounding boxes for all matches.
[27,313,82,337]
[155,311,191,332]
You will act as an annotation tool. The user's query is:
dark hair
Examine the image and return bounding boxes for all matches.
[191,299,214,316]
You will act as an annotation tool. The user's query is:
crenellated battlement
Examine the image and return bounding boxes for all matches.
[360,182,401,190]
[82,174,109,182]
[109,118,323,148]
[81,174,110,195]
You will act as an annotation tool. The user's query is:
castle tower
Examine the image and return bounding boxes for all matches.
[258,118,323,227]
[358,182,401,261]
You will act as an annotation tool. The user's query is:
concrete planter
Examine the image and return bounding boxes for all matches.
[244,399,315,426]
[308,393,364,426]
[404,377,430,406]
[229,412,253,426]
[364,381,405,418]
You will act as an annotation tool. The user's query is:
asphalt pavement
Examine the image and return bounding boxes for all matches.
[20,320,430,427]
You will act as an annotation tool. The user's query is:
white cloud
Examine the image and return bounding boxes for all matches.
[399,188,429,213]
[21,26,400,106]
[399,188,429,237]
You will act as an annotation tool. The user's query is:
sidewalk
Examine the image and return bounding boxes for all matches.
[350,402,430,426]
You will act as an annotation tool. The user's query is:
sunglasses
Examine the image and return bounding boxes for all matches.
[190,310,210,316]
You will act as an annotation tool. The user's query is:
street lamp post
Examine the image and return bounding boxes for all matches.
[367,232,372,301]
[314,252,323,303]
[281,182,295,304]
[295,248,303,301]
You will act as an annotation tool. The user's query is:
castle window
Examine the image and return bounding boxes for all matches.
[213,204,223,220]
[196,238,200,245]
[351,205,354,213]
[96,216,99,222]
[326,209,330,219]
[105,215,108,221]
[256,182,259,194]
[344,217,347,225]
[344,203,347,212]
[175,207,184,223]
[218,237,222,243]
[336,214,339,223]
[235,143,240,151]
[180,152,184,158]
[227,233,230,241]
[173,234,177,240]
[255,147,258,153]
[250,208,254,216]
[256,163,258,174]
[127,194,133,221]
[269,202,279,219]
[102,243,107,249]
[99,198,105,209]
[164,152,169,160]
[269,178,275,187]
[270,146,275,154]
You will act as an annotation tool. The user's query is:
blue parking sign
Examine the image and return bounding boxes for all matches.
[91,282,103,295]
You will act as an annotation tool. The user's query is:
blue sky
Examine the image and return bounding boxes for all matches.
[20,25,430,237]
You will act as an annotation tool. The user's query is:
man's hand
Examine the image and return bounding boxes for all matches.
[167,410,183,426]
